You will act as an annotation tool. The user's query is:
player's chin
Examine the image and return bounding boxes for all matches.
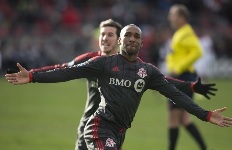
[102,47,112,53]
[126,47,139,54]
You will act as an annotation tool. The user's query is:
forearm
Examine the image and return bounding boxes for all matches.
[31,61,100,83]
[160,84,209,121]
[30,54,89,73]
[165,76,193,93]
[31,67,80,83]
[153,76,209,121]
[30,64,66,72]
[31,56,103,83]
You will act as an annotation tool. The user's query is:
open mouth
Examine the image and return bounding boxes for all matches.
[101,43,110,48]
[127,44,136,48]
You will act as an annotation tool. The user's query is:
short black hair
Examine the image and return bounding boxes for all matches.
[120,24,142,37]
[99,19,122,38]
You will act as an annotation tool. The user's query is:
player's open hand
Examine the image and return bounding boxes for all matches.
[209,107,232,127]
[193,77,218,99]
[5,63,30,85]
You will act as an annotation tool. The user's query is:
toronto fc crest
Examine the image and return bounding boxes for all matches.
[105,138,116,147]
[137,68,147,78]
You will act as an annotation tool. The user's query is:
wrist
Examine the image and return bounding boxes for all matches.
[29,71,33,83]
[191,82,195,92]
[206,111,213,122]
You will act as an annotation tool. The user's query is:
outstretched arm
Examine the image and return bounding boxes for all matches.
[149,67,232,125]
[30,51,100,72]
[166,77,217,100]
[154,76,232,127]
[6,56,104,84]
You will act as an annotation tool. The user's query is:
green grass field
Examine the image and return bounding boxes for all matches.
[0,76,232,150]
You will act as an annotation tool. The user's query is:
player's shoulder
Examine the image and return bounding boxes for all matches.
[73,50,101,62]
[80,51,101,58]
[91,54,121,64]
[138,57,158,68]
[137,58,161,76]
[89,53,110,62]
[100,53,119,60]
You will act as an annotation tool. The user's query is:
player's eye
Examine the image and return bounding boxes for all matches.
[108,33,114,37]
[134,34,141,39]
[124,33,130,37]
[100,33,105,36]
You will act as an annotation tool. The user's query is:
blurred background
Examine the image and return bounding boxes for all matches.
[0,0,232,78]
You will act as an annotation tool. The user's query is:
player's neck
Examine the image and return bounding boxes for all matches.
[120,51,138,62]
[102,49,118,56]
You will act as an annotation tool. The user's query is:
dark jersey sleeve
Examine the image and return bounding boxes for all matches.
[148,66,209,121]
[31,56,104,83]
[165,76,193,94]
[30,51,101,72]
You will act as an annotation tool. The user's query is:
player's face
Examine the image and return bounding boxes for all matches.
[118,26,143,55]
[168,7,180,30]
[99,26,118,56]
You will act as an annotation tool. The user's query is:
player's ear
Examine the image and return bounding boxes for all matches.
[118,37,121,45]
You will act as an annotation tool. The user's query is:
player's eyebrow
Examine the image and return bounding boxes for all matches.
[134,32,141,37]
[125,31,141,37]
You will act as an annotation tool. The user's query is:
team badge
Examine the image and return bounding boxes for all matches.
[137,68,147,78]
[134,79,145,92]
[105,138,116,147]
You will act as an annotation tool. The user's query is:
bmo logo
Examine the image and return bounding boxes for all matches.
[109,78,145,92]
[109,78,131,87]
[134,79,145,92]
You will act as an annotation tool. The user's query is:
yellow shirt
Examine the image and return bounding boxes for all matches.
[166,24,203,75]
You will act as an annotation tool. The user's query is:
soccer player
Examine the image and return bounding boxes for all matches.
[6,24,232,150]
[29,19,123,150]
[166,4,208,150]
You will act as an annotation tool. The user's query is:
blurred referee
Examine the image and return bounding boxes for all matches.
[166,4,206,150]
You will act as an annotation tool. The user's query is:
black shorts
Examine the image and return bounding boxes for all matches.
[168,71,197,110]
[84,114,126,150]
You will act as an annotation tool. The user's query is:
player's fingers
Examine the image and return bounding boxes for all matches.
[224,117,232,122]
[5,76,16,81]
[8,79,19,84]
[208,91,216,96]
[5,74,16,77]
[218,107,227,113]
[223,120,232,126]
[220,122,232,127]
[204,94,210,99]
[8,80,15,83]
[217,123,225,127]
[213,107,226,113]
[13,81,20,85]
[17,63,26,71]
[207,83,216,87]
[209,87,218,91]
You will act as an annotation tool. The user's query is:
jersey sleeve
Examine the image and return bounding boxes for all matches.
[148,66,209,121]
[30,51,100,72]
[30,63,66,72]
[31,56,104,83]
[165,76,192,93]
